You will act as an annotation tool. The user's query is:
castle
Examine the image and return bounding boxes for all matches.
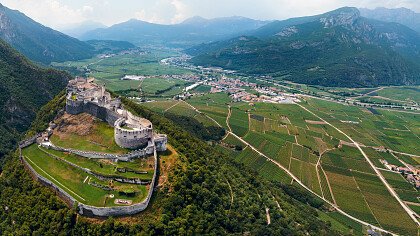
[65,77,167,154]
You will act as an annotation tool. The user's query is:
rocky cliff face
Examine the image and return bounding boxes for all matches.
[320,7,360,28]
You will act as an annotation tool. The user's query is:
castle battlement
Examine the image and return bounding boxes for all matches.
[65,77,167,154]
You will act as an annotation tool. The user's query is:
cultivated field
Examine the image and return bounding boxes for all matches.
[180,94,419,235]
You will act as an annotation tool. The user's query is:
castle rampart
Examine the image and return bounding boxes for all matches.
[19,134,158,217]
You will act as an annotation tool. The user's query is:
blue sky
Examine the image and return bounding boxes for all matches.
[1,0,419,29]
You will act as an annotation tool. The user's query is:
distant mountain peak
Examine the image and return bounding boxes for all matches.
[321,7,360,27]
[182,16,207,24]
[359,7,420,33]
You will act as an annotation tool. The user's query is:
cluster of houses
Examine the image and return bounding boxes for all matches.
[98,49,146,59]
[121,74,200,81]
[381,159,420,189]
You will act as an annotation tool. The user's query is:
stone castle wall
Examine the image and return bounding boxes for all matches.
[66,98,119,127]
[78,149,158,217]
[19,135,158,217]
[42,142,154,162]
[114,118,152,150]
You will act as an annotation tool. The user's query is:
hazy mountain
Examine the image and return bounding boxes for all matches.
[360,7,420,33]
[81,16,269,47]
[188,7,420,87]
[0,39,70,159]
[59,20,107,39]
[0,3,95,64]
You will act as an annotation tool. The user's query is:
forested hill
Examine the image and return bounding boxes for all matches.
[188,7,420,87]
[0,3,95,64]
[0,39,70,161]
[0,93,341,235]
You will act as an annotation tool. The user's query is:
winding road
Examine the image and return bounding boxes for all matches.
[186,100,411,235]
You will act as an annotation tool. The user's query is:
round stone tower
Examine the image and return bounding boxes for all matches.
[114,118,152,150]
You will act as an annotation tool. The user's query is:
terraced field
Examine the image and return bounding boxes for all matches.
[186,94,419,235]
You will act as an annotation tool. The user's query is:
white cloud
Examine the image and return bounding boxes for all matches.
[0,0,418,28]
[1,0,86,28]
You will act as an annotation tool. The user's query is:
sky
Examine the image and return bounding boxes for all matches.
[1,0,419,29]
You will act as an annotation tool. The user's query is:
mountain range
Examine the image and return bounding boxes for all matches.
[80,16,270,47]
[188,7,420,87]
[59,20,107,39]
[360,7,420,33]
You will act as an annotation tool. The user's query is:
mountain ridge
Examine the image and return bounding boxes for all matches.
[0,4,95,64]
[81,16,270,47]
[188,7,420,87]
[360,7,420,33]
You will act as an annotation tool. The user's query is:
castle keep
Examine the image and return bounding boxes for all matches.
[66,77,167,153]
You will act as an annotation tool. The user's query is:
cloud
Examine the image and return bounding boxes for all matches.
[133,0,189,24]
[1,0,87,28]
[0,0,418,28]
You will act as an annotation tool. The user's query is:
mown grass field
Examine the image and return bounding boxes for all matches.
[40,146,154,180]
[140,77,190,97]
[22,144,148,207]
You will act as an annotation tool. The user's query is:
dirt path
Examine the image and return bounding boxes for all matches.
[226,105,232,132]
[187,101,402,234]
[297,103,420,227]
[228,131,394,234]
[265,207,271,225]
[226,179,234,210]
[184,102,223,128]
[164,101,181,113]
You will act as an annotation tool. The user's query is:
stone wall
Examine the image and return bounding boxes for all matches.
[19,138,158,217]
[154,134,168,152]
[66,99,84,115]
[114,118,152,150]
[66,98,120,127]
[77,149,158,217]
[42,141,154,162]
